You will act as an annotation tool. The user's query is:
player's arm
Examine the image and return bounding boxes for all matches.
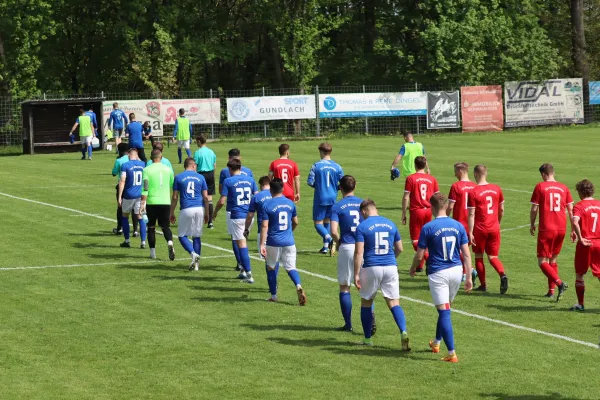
[567,202,576,241]
[330,220,340,247]
[447,201,455,218]
[112,159,120,177]
[141,174,149,209]
[173,119,178,139]
[572,216,591,246]
[307,165,315,188]
[294,175,301,202]
[244,211,255,234]
[117,172,126,206]
[410,247,425,277]
[213,194,227,220]
[292,215,299,231]
[401,191,410,225]
[353,241,364,290]
[425,159,430,175]
[461,242,473,292]
[170,189,179,223]
[390,153,402,170]
[69,120,79,135]
[202,189,209,224]
[498,202,504,224]
[468,207,475,244]
[259,220,268,257]
[529,204,539,236]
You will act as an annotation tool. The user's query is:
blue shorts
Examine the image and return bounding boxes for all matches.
[313,204,333,221]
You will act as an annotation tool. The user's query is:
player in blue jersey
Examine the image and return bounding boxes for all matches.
[125,113,147,162]
[410,193,473,363]
[108,103,129,152]
[354,199,410,350]
[307,142,344,254]
[214,158,259,283]
[170,158,209,271]
[112,143,136,235]
[117,148,148,249]
[260,178,306,305]
[330,175,365,332]
[85,105,98,137]
[245,176,272,256]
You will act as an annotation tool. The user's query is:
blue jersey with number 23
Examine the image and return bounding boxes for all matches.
[221,174,258,219]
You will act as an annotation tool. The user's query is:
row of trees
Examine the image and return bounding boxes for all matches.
[0,0,596,98]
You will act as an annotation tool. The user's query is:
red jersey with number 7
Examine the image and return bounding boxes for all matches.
[448,180,477,229]
[404,172,439,211]
[573,199,600,239]
[530,181,573,232]
[269,159,300,200]
[467,183,504,233]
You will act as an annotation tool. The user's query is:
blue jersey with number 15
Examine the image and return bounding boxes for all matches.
[330,195,363,245]
[121,160,146,199]
[221,174,258,219]
[355,216,401,268]
[418,216,468,275]
[261,196,297,247]
[174,170,208,210]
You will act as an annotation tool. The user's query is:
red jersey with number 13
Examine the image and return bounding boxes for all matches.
[448,180,477,229]
[573,199,600,239]
[404,173,439,211]
[530,181,573,232]
[269,159,300,199]
[468,183,504,233]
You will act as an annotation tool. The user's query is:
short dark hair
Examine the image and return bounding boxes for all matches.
[228,148,241,158]
[79,108,85,115]
[117,143,129,155]
[227,158,242,171]
[152,141,164,151]
[414,156,427,170]
[576,179,595,198]
[279,143,290,156]
[360,198,376,211]
[474,164,487,175]
[151,149,162,161]
[259,176,271,187]
[539,163,554,175]
[339,175,356,194]
[197,134,207,145]
[184,157,195,169]
[430,192,448,210]
[402,131,413,138]
[318,142,332,154]
[179,108,185,115]
[454,162,468,172]
[129,113,135,120]
[270,178,284,195]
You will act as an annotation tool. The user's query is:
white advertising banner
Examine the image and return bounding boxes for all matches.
[504,78,584,127]
[103,100,163,136]
[161,98,220,124]
[318,92,427,118]
[227,95,316,122]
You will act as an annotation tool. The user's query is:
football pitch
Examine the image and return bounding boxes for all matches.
[1,127,600,399]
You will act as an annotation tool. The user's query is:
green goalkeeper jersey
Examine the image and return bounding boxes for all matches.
[142,162,174,205]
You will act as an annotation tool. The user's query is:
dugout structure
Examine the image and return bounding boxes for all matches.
[21,99,105,154]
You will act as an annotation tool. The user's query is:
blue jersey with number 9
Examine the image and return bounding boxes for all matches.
[174,170,207,210]
[261,196,297,247]
[355,216,401,268]
[330,195,363,245]
[121,160,146,199]
[222,174,258,219]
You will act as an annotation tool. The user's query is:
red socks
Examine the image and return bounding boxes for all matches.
[489,258,505,276]
[575,279,585,306]
[475,258,486,287]
[539,262,562,289]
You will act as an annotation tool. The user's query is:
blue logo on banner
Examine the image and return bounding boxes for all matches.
[323,96,337,110]
[230,99,251,120]
[590,81,600,105]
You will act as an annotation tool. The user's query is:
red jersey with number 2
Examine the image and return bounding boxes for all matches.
[448,180,477,229]
[530,181,573,232]
[269,159,299,200]
[404,173,439,211]
[468,183,504,233]
[573,199,600,239]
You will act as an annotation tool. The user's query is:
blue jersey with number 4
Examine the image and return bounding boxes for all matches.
[221,174,258,219]
[418,216,468,275]
[121,160,146,199]
[261,196,297,247]
[355,216,401,268]
[330,195,363,245]
[249,189,272,226]
[174,170,208,210]
[307,160,344,206]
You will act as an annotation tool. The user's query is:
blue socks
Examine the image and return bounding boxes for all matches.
[232,240,241,265]
[390,305,407,333]
[81,147,86,158]
[139,218,147,241]
[361,307,373,339]
[193,237,201,255]
[287,269,301,286]
[186,149,192,158]
[121,216,130,240]
[438,309,455,351]
[266,264,279,295]
[239,247,251,273]
[315,224,330,242]
[87,145,92,158]
[179,237,194,254]
[339,292,352,328]
[177,148,182,163]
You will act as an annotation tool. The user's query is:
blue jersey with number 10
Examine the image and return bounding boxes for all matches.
[221,174,258,219]
[121,160,146,199]
[355,216,401,268]
[330,195,363,244]
[174,170,208,210]
[418,216,468,275]
[261,196,297,247]
[307,160,344,206]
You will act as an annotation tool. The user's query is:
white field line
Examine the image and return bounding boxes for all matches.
[500,224,530,232]
[0,191,597,350]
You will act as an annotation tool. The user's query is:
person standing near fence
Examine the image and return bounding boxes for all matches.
[108,103,129,151]
[390,131,430,178]
[69,108,94,160]
[173,108,193,164]
[194,134,217,228]
[126,113,147,163]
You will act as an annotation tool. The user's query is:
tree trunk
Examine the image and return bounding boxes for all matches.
[570,0,591,122]
[0,32,10,96]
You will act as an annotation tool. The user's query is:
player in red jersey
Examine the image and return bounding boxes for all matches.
[570,179,600,312]
[467,164,508,294]
[269,144,300,203]
[447,162,477,280]
[530,163,573,300]
[402,156,440,272]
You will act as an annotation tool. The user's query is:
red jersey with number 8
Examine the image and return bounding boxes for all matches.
[404,172,439,211]
[269,159,300,200]
[530,181,573,232]
[573,199,600,239]
[468,183,504,233]
[448,180,477,229]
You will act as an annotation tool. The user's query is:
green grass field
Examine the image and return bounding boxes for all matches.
[1,127,600,399]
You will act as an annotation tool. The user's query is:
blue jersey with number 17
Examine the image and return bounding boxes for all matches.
[174,170,208,210]
[121,160,146,199]
[221,174,258,219]
[261,196,297,247]
[330,195,363,244]
[307,160,344,206]
[355,215,401,268]
[418,216,468,275]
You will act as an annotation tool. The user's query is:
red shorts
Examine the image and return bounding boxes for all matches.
[409,209,432,242]
[472,229,500,257]
[537,230,565,258]
[574,241,600,277]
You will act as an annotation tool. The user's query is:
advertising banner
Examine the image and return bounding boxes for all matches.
[504,79,584,127]
[589,81,600,105]
[161,99,220,124]
[318,92,427,118]
[102,100,163,136]
[460,85,503,132]
[427,91,460,129]
[227,95,316,122]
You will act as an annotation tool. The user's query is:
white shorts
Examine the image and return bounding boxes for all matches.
[80,135,92,145]
[337,243,355,286]
[266,245,297,271]
[122,198,141,214]
[178,207,204,238]
[227,214,246,241]
[428,266,463,306]
[359,266,400,300]
[178,140,190,149]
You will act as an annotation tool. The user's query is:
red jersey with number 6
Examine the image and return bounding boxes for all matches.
[468,183,504,233]
[269,159,300,200]
[530,181,573,232]
[404,172,439,211]
[448,180,477,229]
[573,199,600,239]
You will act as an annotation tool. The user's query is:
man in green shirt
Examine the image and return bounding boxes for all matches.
[69,108,94,160]
[390,131,430,178]
[194,134,217,228]
[173,108,193,164]
[142,149,175,260]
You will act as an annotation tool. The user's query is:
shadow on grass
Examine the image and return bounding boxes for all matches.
[68,232,120,238]
[241,323,341,333]
[479,393,583,400]
[87,253,149,260]
[119,264,184,272]
[152,275,234,282]
[72,243,122,249]
[191,296,273,304]
[191,285,266,293]
[486,304,600,315]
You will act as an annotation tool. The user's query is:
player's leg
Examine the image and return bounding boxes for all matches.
[486,231,508,294]
[381,267,410,351]
[191,208,204,270]
[225,212,242,272]
[409,210,428,271]
[234,219,253,283]
[177,208,196,269]
[473,230,487,291]
[265,246,281,302]
[177,141,184,164]
[184,140,192,159]
[281,245,305,305]
[337,244,354,331]
[313,203,332,253]
[86,135,93,160]
[571,242,591,311]
[120,204,131,247]
[537,231,558,296]
[428,267,461,362]
[132,199,146,248]
[157,205,175,260]
[550,232,568,300]
[115,130,121,149]
[114,184,123,234]
[137,147,147,163]
[147,206,158,259]
[358,267,378,345]
[80,137,87,159]
[206,174,215,228]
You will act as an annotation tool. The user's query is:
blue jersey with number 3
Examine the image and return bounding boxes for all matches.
[355,216,400,268]
[307,160,344,206]
[330,196,363,245]
[121,160,146,199]
[174,170,208,210]
[418,217,468,275]
[261,196,297,247]
[221,174,258,219]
